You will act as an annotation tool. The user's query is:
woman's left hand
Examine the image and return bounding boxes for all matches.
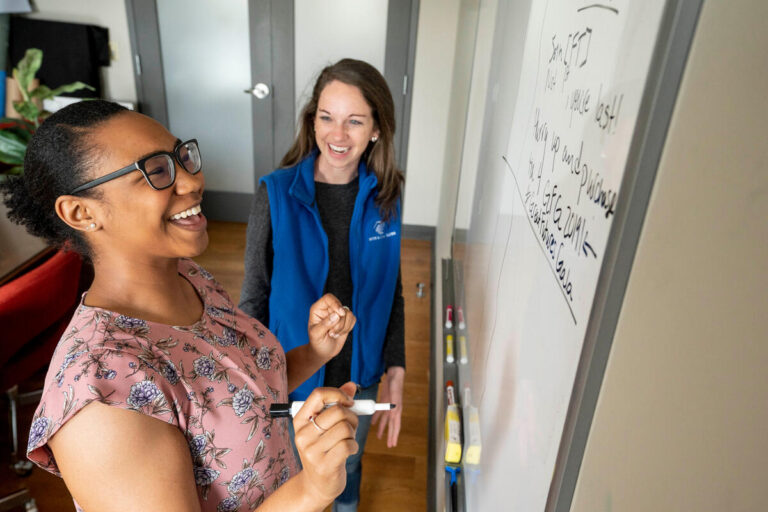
[307,293,356,362]
[372,366,405,448]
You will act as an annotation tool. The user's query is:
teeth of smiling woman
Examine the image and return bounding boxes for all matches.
[170,205,202,220]
[329,144,349,153]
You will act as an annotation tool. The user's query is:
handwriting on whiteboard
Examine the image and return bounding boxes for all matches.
[504,2,628,325]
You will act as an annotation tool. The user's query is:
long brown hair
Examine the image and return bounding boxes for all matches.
[280,58,404,220]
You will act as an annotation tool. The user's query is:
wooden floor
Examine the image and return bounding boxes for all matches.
[1,221,432,512]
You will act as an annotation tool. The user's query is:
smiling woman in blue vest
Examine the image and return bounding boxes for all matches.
[240,58,405,512]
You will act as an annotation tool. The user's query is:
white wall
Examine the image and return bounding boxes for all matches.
[433,0,480,257]
[405,0,497,237]
[435,0,498,260]
[402,0,461,227]
[294,0,388,118]
[22,0,137,103]
[452,0,497,233]
[571,1,768,510]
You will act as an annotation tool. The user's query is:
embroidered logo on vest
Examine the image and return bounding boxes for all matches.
[369,220,397,242]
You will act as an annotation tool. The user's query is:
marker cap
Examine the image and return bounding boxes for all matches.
[268,403,291,417]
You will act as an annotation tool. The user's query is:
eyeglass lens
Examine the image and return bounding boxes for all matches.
[144,141,201,189]
[144,154,175,189]
[178,141,202,174]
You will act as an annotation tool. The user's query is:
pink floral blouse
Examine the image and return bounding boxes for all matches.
[27,259,299,512]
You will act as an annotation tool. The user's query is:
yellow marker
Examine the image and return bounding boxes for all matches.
[445,334,455,363]
[445,404,462,463]
[465,406,482,465]
[445,381,461,463]
[459,335,468,364]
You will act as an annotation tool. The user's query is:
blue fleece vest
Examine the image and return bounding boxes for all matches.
[261,152,401,401]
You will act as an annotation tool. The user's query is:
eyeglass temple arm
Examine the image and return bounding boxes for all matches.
[69,163,140,195]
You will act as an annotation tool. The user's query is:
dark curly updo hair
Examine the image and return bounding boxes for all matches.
[0,100,128,258]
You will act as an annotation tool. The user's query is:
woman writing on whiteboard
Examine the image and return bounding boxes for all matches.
[239,58,405,511]
[2,100,362,511]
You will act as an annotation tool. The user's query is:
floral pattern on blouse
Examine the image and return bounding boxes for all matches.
[27,259,299,512]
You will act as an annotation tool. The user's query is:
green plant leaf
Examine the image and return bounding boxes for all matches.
[0,130,27,165]
[12,68,29,103]
[0,117,35,131]
[13,101,41,126]
[32,81,95,100]
[14,48,43,99]
[0,119,35,143]
[0,125,33,143]
[28,84,51,100]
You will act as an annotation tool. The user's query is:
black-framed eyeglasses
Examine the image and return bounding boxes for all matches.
[69,139,202,194]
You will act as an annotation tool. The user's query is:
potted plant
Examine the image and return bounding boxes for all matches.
[0,49,94,280]
[0,48,94,178]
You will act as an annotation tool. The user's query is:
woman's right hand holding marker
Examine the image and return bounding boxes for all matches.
[293,382,359,507]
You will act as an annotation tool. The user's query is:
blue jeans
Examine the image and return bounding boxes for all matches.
[288,383,379,512]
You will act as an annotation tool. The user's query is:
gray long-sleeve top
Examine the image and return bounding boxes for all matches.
[239,180,405,388]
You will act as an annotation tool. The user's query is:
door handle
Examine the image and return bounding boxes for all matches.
[244,83,271,99]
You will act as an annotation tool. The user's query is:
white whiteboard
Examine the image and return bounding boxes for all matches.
[455,0,669,509]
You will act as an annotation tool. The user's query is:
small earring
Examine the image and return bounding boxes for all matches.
[87,222,96,230]
[371,136,378,142]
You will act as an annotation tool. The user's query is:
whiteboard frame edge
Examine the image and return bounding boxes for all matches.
[547,1,706,510]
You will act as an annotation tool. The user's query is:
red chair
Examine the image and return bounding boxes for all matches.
[0,249,82,478]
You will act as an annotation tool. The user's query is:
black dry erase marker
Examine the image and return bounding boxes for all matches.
[269,400,395,417]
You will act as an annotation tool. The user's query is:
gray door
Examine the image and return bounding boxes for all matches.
[126,0,418,222]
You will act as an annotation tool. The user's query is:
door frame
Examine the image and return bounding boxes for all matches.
[249,0,294,193]
[385,0,419,172]
[126,0,419,222]
[125,0,169,126]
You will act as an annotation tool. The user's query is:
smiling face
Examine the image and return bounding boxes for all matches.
[81,111,208,262]
[313,80,379,182]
